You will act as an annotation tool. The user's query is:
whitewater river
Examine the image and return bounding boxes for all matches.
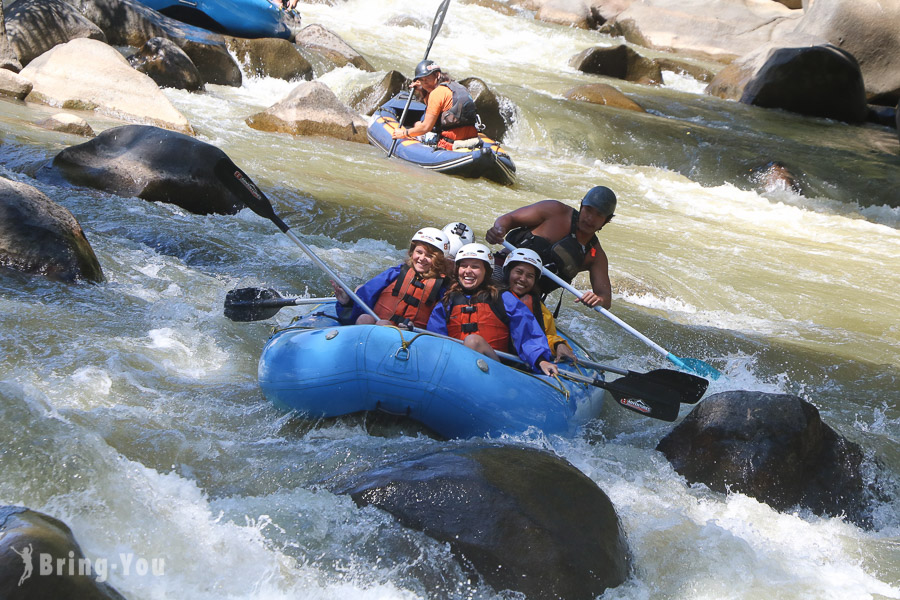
[1,0,899,598]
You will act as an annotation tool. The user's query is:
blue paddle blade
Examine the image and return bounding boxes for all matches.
[667,354,723,380]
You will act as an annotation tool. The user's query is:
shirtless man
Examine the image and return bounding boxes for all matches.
[485,186,617,309]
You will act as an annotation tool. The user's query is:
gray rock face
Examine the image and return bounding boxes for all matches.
[657,391,877,528]
[0,506,126,599]
[459,77,513,142]
[294,24,374,72]
[52,125,245,215]
[332,444,632,600]
[0,68,32,100]
[129,37,204,91]
[4,0,107,67]
[225,36,313,81]
[569,44,663,85]
[35,113,96,137]
[0,176,104,283]
[0,1,23,72]
[349,70,407,116]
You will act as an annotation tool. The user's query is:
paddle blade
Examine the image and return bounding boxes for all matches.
[668,354,723,380]
[627,369,709,405]
[224,287,293,322]
[213,157,289,233]
[601,376,683,422]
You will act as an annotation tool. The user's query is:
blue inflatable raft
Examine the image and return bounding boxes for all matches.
[136,0,292,39]
[368,93,517,186]
[258,318,608,439]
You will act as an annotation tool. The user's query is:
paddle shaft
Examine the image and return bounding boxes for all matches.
[502,240,698,373]
[387,0,452,158]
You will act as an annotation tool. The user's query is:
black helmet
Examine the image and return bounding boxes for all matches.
[581,186,617,217]
[414,59,441,80]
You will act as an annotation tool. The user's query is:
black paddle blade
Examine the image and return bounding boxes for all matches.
[633,369,709,404]
[601,376,682,422]
[224,287,294,322]
[213,157,289,233]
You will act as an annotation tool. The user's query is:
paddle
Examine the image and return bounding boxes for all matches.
[565,357,707,404]
[224,287,335,322]
[214,158,700,421]
[386,0,452,159]
[501,240,723,380]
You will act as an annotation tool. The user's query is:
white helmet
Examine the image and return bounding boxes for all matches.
[442,222,474,258]
[454,242,493,266]
[504,248,542,277]
[410,227,450,255]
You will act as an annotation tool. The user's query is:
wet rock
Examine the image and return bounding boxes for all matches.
[655,56,716,83]
[0,68,32,100]
[0,176,104,283]
[777,0,803,8]
[21,38,193,135]
[570,44,663,85]
[459,77,512,142]
[333,444,631,600]
[790,0,900,105]
[349,70,407,116]
[563,83,645,111]
[64,0,242,87]
[36,113,95,137]
[225,36,313,81]
[657,391,876,528]
[52,125,244,215]
[128,37,204,91]
[4,0,106,67]
[294,24,374,72]
[385,15,428,28]
[706,41,868,124]
[0,2,23,72]
[246,80,368,143]
[748,160,802,194]
[0,506,125,599]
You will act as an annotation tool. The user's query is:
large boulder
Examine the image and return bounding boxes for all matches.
[64,0,242,87]
[536,0,598,29]
[0,176,104,283]
[333,444,631,600]
[0,68,32,100]
[349,70,407,116]
[246,80,368,142]
[612,0,801,62]
[569,44,663,85]
[294,24,375,72]
[225,36,313,81]
[0,1,23,72]
[21,38,193,135]
[52,125,245,215]
[459,77,512,142]
[789,0,900,105]
[0,506,125,599]
[563,83,646,111]
[657,391,877,528]
[128,37,204,91]
[706,41,868,123]
[4,0,107,67]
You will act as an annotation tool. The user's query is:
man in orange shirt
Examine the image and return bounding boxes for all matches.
[391,60,480,150]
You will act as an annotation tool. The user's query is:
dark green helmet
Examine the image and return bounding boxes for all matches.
[414,59,441,80]
[581,186,617,217]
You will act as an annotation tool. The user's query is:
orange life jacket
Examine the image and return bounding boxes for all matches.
[373,265,446,328]
[516,292,546,332]
[443,292,511,351]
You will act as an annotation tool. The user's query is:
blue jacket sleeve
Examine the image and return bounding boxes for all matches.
[426,299,449,335]
[333,264,403,325]
[503,291,553,372]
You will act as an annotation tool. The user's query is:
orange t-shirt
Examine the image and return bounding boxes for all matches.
[424,85,453,119]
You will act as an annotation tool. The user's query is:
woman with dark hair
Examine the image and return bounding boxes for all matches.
[427,243,559,376]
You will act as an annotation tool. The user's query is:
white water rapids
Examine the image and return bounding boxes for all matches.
[1,0,899,598]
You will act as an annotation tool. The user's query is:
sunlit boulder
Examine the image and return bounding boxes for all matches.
[294,24,374,72]
[349,70,407,116]
[705,40,868,124]
[52,125,245,215]
[0,68,31,100]
[0,506,125,599]
[225,36,313,81]
[570,44,663,85]
[657,390,880,528]
[21,38,193,135]
[36,113,96,137]
[128,37,204,91]
[332,443,632,600]
[246,80,368,143]
[563,83,646,112]
[536,0,598,29]
[0,176,104,283]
